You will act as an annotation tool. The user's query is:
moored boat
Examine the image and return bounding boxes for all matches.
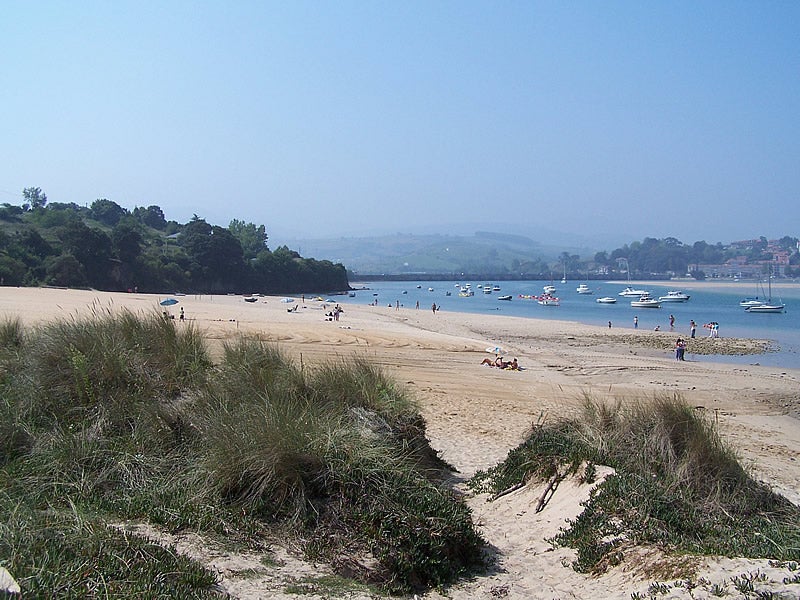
[595,296,617,304]
[576,283,593,294]
[497,295,512,301]
[658,290,690,302]
[745,269,784,313]
[746,303,784,313]
[630,293,661,308]
[619,286,649,297]
[538,294,560,306]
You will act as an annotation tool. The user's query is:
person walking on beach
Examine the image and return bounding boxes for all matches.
[431,303,437,314]
[690,320,697,339]
[675,338,686,361]
[669,314,675,330]
[633,315,638,329]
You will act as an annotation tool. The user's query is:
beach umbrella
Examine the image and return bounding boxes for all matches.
[486,346,504,354]
[159,298,179,306]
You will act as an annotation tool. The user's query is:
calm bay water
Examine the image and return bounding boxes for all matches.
[339,280,800,369]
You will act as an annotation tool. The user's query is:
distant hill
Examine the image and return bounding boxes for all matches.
[279,231,603,276]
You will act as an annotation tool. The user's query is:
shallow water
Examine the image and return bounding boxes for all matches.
[339,280,800,369]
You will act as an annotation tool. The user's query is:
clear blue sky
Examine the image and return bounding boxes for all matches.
[2,1,798,246]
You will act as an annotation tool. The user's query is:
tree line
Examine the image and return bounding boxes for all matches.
[0,188,349,293]
[556,236,800,280]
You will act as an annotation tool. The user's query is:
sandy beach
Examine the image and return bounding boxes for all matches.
[2,286,799,599]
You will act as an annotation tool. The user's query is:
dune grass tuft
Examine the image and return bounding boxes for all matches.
[0,314,484,595]
[470,393,800,573]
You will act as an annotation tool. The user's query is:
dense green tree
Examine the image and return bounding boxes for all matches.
[60,220,113,287]
[229,219,269,259]
[133,205,168,230]
[111,219,144,264]
[45,254,87,287]
[91,198,128,226]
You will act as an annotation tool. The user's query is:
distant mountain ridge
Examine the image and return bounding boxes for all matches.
[278,230,604,276]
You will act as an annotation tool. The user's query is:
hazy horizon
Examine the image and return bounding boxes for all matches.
[3,2,798,244]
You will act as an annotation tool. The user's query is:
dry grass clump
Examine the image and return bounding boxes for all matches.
[0,314,484,596]
[471,393,800,573]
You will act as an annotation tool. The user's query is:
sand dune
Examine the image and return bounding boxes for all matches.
[2,287,798,598]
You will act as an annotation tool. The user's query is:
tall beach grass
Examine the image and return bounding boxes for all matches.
[0,313,484,595]
[470,393,800,574]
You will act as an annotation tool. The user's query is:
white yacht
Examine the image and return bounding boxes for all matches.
[630,293,661,308]
[619,286,650,297]
[658,290,690,302]
[576,283,593,294]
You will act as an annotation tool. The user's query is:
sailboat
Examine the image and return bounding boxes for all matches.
[746,267,784,313]
[617,259,648,297]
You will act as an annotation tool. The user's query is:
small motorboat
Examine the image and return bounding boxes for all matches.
[543,285,557,295]
[739,299,764,308]
[576,283,593,294]
[538,294,560,306]
[658,290,690,302]
[630,293,661,308]
[595,296,617,304]
[497,295,512,301]
[619,286,649,297]
[244,296,258,303]
[493,285,501,291]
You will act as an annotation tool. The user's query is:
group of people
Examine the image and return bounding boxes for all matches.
[324,304,344,321]
[704,321,720,338]
[480,356,520,370]
[162,307,185,321]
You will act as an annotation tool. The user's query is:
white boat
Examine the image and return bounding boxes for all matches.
[740,280,766,307]
[576,283,593,294]
[483,285,492,294]
[543,285,557,295]
[458,287,474,297]
[493,285,501,291]
[497,295,512,301]
[538,295,560,306]
[745,270,784,313]
[746,303,784,313]
[619,286,649,297]
[740,299,764,308]
[595,296,617,304]
[617,259,648,297]
[630,293,661,308]
[658,290,690,302]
